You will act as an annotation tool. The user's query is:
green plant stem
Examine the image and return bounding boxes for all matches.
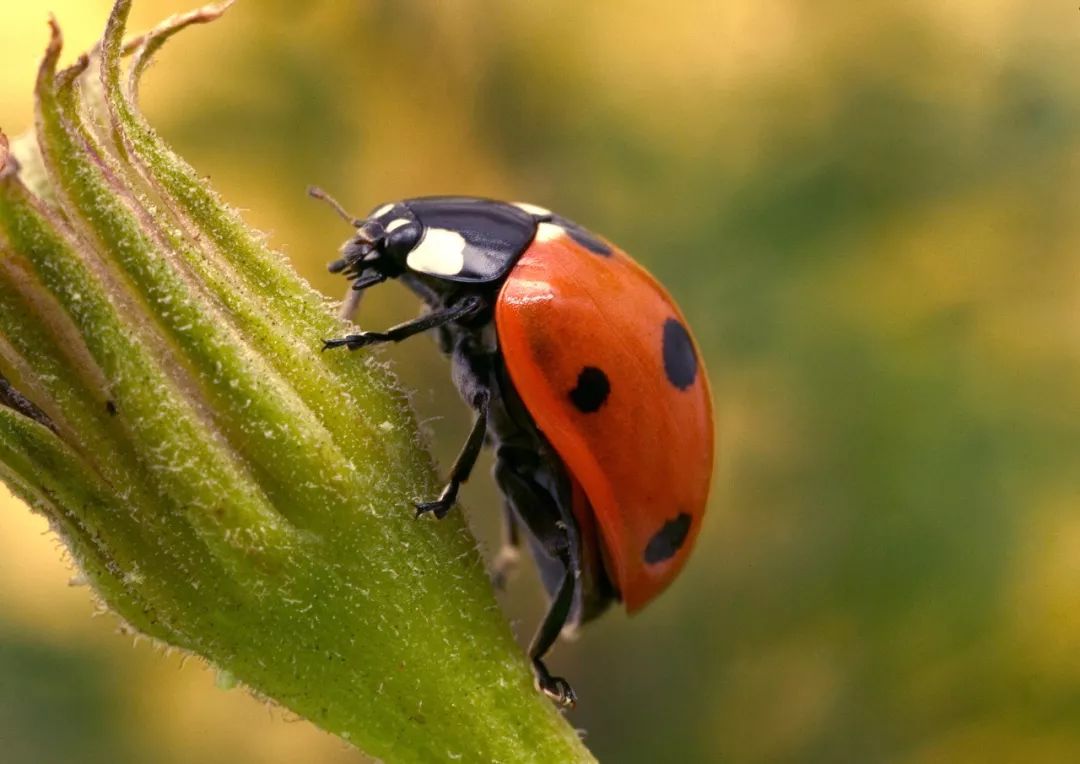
[0,4,595,762]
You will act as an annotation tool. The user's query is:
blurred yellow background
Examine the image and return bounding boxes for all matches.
[4,1,1080,762]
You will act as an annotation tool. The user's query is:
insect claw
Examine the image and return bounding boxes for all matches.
[535,675,577,710]
[414,499,452,520]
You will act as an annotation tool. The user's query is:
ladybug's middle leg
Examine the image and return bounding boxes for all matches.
[414,393,489,519]
[416,333,496,519]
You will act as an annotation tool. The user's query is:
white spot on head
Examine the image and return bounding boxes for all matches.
[406,228,467,276]
[534,222,565,243]
[385,218,409,233]
[513,202,551,217]
[373,203,394,217]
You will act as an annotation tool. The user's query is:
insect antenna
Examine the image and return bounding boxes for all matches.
[307,186,363,227]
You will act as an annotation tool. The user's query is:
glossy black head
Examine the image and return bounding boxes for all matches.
[328,197,542,291]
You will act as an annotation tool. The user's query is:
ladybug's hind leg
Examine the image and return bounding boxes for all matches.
[529,555,577,709]
[494,455,579,709]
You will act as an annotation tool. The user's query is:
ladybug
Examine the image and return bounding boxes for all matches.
[316,191,714,708]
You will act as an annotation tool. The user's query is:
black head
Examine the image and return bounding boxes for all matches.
[326,196,543,293]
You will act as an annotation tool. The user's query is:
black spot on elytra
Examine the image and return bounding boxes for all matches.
[105,400,117,416]
[644,513,692,564]
[662,318,697,390]
[553,215,612,256]
[568,366,610,413]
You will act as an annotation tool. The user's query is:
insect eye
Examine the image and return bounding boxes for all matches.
[358,220,386,241]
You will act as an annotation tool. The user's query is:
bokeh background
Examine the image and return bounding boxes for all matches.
[3,1,1080,762]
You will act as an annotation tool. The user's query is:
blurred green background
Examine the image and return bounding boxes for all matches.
[3,1,1080,762]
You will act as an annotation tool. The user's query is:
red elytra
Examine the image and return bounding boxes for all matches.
[496,228,714,611]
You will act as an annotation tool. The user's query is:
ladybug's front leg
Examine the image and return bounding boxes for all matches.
[323,295,483,351]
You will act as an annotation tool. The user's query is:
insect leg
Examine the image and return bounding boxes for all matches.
[323,295,483,351]
[490,503,522,590]
[414,394,489,519]
[528,556,577,708]
[493,456,579,708]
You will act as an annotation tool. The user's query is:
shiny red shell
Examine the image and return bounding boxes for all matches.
[495,224,714,612]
